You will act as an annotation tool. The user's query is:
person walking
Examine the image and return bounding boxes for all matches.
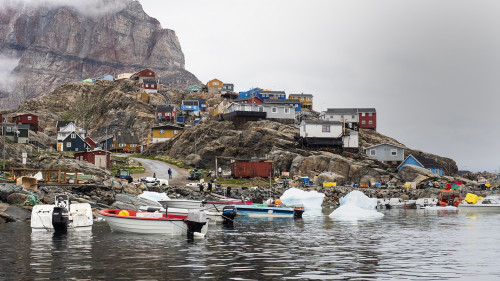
[168,168,172,179]
[226,186,231,197]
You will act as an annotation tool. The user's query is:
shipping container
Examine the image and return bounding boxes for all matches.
[231,159,272,178]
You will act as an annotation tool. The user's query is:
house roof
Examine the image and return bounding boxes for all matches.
[357,108,376,113]
[289,93,313,98]
[233,96,263,103]
[152,125,184,130]
[398,154,442,170]
[62,131,88,144]
[142,79,157,84]
[301,120,343,125]
[223,83,234,86]
[197,99,206,104]
[114,132,140,144]
[324,108,376,114]
[182,100,199,106]
[264,99,301,105]
[365,142,406,150]
[56,121,75,128]
[94,135,114,143]
[261,90,286,95]
[156,104,177,112]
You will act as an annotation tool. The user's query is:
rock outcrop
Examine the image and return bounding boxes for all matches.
[0,0,200,108]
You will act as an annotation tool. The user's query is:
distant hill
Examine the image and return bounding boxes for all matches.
[0,0,200,109]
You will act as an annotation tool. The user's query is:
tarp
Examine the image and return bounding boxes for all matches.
[464,193,482,204]
[323,182,336,187]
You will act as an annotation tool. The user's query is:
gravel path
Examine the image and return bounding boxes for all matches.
[131,158,190,186]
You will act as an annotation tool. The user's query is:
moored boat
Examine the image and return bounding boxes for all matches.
[98,209,208,237]
[31,194,93,233]
[458,196,500,212]
[234,203,304,218]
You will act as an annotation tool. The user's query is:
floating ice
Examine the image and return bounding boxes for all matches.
[329,190,384,220]
[280,188,325,210]
[423,206,458,211]
[138,191,170,203]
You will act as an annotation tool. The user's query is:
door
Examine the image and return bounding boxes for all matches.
[95,155,107,169]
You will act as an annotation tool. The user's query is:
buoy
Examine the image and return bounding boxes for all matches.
[275,199,282,205]
[118,210,130,216]
[193,232,206,239]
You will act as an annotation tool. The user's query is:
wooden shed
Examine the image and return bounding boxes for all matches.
[231,159,273,178]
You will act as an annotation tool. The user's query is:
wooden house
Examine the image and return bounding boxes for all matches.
[398,154,443,176]
[115,73,134,81]
[207,78,223,93]
[151,124,183,143]
[358,108,377,130]
[85,137,97,148]
[224,103,295,125]
[136,90,150,103]
[238,88,261,99]
[231,159,273,178]
[74,149,111,170]
[181,100,200,116]
[365,143,405,164]
[131,68,157,83]
[56,121,75,132]
[289,93,313,109]
[188,85,202,93]
[259,90,286,100]
[198,99,207,111]
[96,135,113,151]
[233,96,263,104]
[109,131,140,152]
[60,131,92,152]
[57,122,86,151]
[213,100,230,118]
[2,123,29,144]
[299,120,343,147]
[12,113,39,132]
[156,104,178,121]
[222,83,234,92]
[141,79,158,93]
[264,99,302,112]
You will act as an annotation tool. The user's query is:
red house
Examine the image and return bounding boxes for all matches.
[140,79,158,93]
[12,113,39,132]
[233,96,263,104]
[132,68,156,83]
[74,149,111,170]
[156,104,178,121]
[85,137,97,148]
[358,108,376,130]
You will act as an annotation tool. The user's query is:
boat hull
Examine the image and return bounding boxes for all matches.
[31,203,93,232]
[235,205,295,218]
[159,200,205,209]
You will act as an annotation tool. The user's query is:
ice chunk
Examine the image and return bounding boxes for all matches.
[280,188,325,210]
[329,190,384,220]
[138,191,170,203]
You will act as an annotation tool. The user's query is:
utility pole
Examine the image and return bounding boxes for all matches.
[2,122,5,170]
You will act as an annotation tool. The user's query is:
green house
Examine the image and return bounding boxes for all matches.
[188,85,202,93]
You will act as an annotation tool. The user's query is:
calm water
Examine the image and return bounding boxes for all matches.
[1,209,499,280]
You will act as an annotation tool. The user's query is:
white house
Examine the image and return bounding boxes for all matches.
[343,131,359,149]
[365,143,405,164]
[227,102,295,122]
[300,120,343,139]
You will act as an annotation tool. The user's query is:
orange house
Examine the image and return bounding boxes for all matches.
[207,78,223,93]
[136,90,149,103]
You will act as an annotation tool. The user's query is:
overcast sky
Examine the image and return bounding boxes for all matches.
[140,0,500,173]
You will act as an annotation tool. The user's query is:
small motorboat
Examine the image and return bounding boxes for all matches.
[385,198,416,209]
[234,200,305,218]
[31,194,93,233]
[458,196,500,212]
[415,198,438,209]
[98,209,208,238]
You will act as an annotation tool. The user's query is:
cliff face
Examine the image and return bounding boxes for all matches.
[0,0,199,108]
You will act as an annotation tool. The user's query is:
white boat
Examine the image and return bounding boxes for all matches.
[99,209,208,237]
[31,194,93,232]
[158,199,205,209]
[415,198,438,209]
[235,204,305,218]
[156,199,245,224]
[458,196,500,212]
[385,198,417,209]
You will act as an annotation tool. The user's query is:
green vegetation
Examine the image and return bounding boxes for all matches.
[213,177,273,188]
[110,156,145,175]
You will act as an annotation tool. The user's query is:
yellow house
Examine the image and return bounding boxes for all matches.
[213,100,230,117]
[109,131,140,152]
[136,90,149,103]
[151,125,183,143]
[289,93,313,109]
[207,78,223,93]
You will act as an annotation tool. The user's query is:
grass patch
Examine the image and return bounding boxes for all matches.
[213,177,274,188]
[111,156,146,175]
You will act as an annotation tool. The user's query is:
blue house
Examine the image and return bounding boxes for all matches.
[238,88,261,99]
[61,131,92,152]
[198,99,207,111]
[182,100,200,116]
[397,154,443,176]
[259,90,286,100]
[96,135,113,151]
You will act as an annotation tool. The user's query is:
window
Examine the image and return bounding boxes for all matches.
[27,116,32,120]
[160,129,164,135]
[370,149,376,156]
[330,115,333,119]
[158,113,162,116]
[341,115,344,119]
[368,113,372,117]
[272,107,277,113]
[131,144,137,147]
[369,120,373,124]
[306,97,311,101]
[362,120,366,124]
[66,142,71,148]
[361,113,365,116]
[391,149,397,156]
[258,107,264,112]
[213,82,219,86]
[75,148,78,151]
[322,125,330,132]
[119,143,126,147]
[166,113,170,116]
[352,115,355,119]
[284,108,290,114]
[6,127,11,132]
[71,133,76,139]
[174,130,179,135]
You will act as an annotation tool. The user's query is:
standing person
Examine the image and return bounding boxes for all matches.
[218,167,222,177]
[226,186,231,197]
[168,168,172,179]
[207,180,212,193]
[198,183,204,193]
[153,173,156,178]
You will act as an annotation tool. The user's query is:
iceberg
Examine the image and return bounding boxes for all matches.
[138,191,170,203]
[329,190,384,220]
[280,188,325,210]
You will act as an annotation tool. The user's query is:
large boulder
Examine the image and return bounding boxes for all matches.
[6,193,28,205]
[0,184,17,202]
[398,165,437,184]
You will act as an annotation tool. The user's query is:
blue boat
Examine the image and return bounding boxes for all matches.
[235,204,304,218]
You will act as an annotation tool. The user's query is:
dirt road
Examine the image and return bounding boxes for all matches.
[131,158,190,186]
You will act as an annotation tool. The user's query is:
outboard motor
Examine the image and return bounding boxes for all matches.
[52,206,69,233]
[222,206,237,226]
[293,205,305,219]
[186,210,207,239]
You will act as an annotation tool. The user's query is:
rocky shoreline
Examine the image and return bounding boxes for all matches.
[1,179,497,224]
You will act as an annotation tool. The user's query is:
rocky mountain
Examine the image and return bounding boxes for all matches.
[0,0,200,109]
